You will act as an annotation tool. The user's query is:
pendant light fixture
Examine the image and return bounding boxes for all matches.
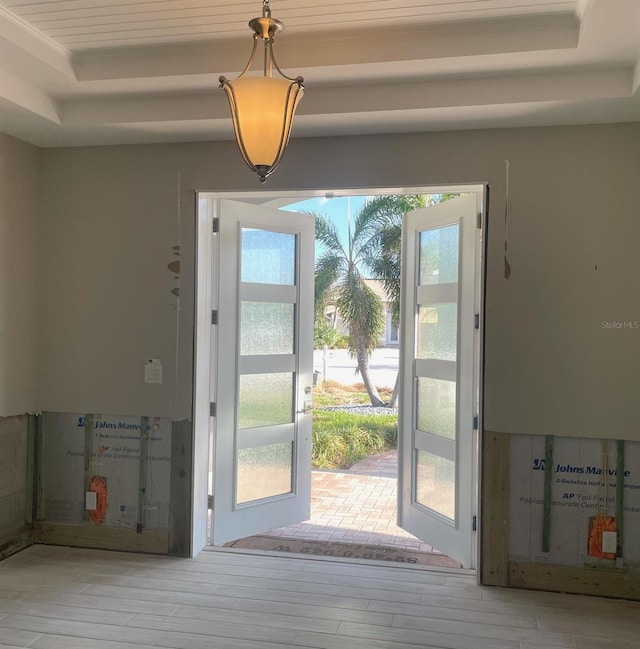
[219,0,304,183]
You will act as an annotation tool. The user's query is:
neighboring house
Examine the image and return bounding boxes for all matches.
[324,279,399,347]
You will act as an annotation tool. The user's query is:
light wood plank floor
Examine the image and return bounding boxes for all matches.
[0,545,639,649]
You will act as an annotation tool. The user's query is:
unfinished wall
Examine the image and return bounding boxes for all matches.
[34,148,184,552]
[0,415,31,557]
[36,124,640,584]
[35,412,171,554]
[503,434,640,598]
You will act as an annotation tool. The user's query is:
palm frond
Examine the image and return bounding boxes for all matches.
[314,213,345,257]
[314,251,342,316]
[356,195,425,263]
[359,195,427,326]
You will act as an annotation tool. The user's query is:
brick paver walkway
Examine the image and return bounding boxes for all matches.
[264,450,441,554]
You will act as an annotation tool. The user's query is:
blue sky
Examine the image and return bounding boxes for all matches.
[282,195,369,258]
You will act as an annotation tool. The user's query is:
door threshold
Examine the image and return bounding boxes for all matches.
[203,543,475,576]
[224,533,462,569]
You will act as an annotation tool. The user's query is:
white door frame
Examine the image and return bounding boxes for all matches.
[192,185,486,566]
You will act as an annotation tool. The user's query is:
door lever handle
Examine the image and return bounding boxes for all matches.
[297,400,313,415]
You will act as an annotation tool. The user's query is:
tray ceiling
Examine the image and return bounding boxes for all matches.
[3,0,579,50]
[0,0,639,147]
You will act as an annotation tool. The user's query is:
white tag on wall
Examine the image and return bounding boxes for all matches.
[85,491,97,511]
[602,530,617,554]
[145,358,163,384]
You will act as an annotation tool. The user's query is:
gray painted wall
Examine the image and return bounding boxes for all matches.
[38,124,640,440]
[0,134,39,416]
[38,148,182,418]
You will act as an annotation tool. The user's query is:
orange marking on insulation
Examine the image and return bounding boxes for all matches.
[89,476,108,525]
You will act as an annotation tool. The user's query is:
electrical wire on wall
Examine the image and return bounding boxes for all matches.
[172,172,183,420]
[504,159,512,280]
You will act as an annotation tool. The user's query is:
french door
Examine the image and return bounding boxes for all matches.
[210,199,314,545]
[398,193,483,569]
[202,190,483,567]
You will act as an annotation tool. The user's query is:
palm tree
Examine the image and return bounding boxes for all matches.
[314,207,387,407]
[315,193,461,407]
[358,195,427,406]
[360,193,462,406]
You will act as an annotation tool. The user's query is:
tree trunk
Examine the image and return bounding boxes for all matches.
[355,342,384,407]
[388,372,400,408]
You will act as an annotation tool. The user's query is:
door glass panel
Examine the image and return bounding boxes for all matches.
[240,302,294,355]
[238,373,293,429]
[419,224,459,285]
[236,442,293,504]
[418,303,457,361]
[241,228,296,285]
[416,450,455,520]
[417,377,456,439]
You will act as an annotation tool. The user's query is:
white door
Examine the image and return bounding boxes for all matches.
[398,193,482,569]
[211,199,314,545]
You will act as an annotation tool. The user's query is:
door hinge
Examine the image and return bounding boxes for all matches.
[472,515,477,531]
[473,415,479,430]
[208,494,214,510]
[474,313,479,329]
[211,309,218,325]
[212,218,219,234]
[477,212,482,229]
[210,402,217,417]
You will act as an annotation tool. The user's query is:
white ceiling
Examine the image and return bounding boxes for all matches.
[1,0,639,147]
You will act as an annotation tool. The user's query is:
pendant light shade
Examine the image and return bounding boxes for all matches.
[220,1,304,183]
[221,76,303,182]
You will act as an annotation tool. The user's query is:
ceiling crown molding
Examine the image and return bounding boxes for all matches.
[0,4,70,59]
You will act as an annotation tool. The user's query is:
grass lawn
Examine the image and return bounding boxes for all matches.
[312,380,398,469]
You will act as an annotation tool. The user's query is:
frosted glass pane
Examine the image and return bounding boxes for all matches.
[236,442,292,504]
[241,302,294,355]
[238,373,293,429]
[418,303,457,361]
[417,378,456,439]
[416,450,455,520]
[419,224,459,285]
[241,228,295,285]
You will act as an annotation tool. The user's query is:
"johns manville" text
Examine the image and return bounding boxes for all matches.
[532,459,631,477]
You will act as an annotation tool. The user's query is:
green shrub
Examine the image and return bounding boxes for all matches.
[313,320,350,349]
[313,321,341,349]
[312,409,397,469]
[312,426,349,469]
[332,334,350,349]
